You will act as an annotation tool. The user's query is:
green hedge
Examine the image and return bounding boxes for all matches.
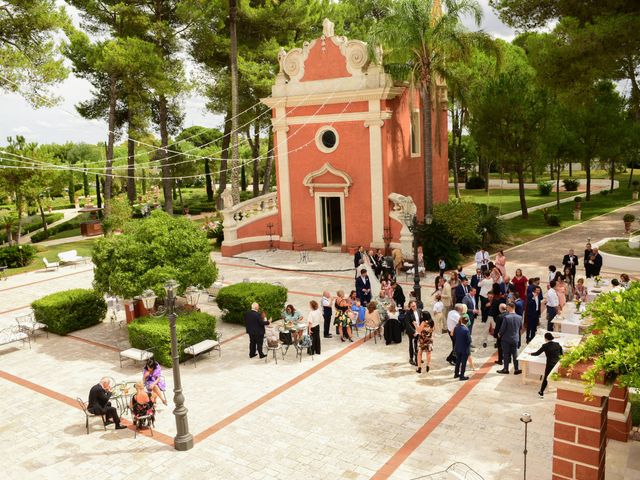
[31,214,90,243]
[128,311,217,367]
[31,289,107,335]
[216,282,288,325]
[0,244,37,267]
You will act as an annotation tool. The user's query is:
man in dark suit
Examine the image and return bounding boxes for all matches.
[462,287,479,334]
[496,302,523,375]
[367,249,383,279]
[590,247,603,277]
[453,316,472,381]
[492,303,507,365]
[530,332,564,398]
[353,246,364,271]
[88,378,126,429]
[470,268,482,303]
[404,300,420,365]
[454,277,470,305]
[245,302,269,359]
[562,249,579,284]
[355,269,372,304]
[525,285,542,343]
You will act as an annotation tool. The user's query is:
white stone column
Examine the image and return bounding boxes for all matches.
[366,99,385,248]
[273,108,292,243]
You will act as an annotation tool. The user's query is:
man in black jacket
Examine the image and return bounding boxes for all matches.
[531,332,563,398]
[245,302,269,359]
[562,249,579,285]
[88,378,126,429]
[392,281,405,310]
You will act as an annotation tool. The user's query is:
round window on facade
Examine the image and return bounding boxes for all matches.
[315,126,339,153]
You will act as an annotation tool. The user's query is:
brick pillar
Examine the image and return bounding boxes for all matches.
[552,378,612,480]
[607,383,632,442]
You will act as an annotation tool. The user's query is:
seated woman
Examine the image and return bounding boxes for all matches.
[334,290,354,342]
[574,278,588,302]
[384,301,402,345]
[364,301,382,340]
[143,359,167,405]
[282,304,304,343]
[130,381,155,428]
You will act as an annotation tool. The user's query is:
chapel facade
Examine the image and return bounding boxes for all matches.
[220,19,449,257]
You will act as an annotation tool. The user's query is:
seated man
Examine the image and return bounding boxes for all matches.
[88,377,127,430]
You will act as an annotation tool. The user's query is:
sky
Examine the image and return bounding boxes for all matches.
[0,0,515,147]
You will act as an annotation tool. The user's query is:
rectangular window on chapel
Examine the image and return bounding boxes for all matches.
[410,110,421,156]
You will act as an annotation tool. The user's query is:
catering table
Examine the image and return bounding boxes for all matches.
[517,331,583,385]
[586,279,611,302]
[551,302,591,335]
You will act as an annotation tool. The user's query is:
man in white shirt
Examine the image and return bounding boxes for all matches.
[545,280,560,331]
[475,248,490,272]
[445,305,462,365]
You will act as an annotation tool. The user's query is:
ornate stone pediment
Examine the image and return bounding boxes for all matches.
[302,163,353,197]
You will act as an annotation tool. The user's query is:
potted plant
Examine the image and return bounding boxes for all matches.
[632,180,639,200]
[623,213,636,233]
[573,196,582,220]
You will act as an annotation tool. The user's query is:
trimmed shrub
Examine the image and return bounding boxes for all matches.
[546,214,561,226]
[537,181,553,196]
[216,282,288,325]
[128,311,217,367]
[477,209,507,245]
[0,244,37,267]
[600,189,610,196]
[31,289,107,335]
[465,176,485,190]
[563,178,580,191]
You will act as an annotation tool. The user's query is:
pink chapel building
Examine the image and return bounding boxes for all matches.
[220,19,449,257]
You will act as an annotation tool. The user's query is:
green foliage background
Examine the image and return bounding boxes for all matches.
[560,282,640,392]
[92,210,217,299]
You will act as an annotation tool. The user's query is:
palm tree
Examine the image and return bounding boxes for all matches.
[370,0,484,215]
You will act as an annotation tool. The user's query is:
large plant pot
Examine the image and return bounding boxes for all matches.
[632,191,638,200]
[624,221,632,233]
[573,210,582,220]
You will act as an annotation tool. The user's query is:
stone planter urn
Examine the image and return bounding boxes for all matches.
[573,209,581,220]
[633,191,639,200]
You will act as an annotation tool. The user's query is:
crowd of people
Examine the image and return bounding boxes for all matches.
[240,243,632,399]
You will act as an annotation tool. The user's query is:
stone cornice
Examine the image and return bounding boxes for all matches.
[262,87,404,108]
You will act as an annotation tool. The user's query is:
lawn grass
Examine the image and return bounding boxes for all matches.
[5,239,97,277]
[453,188,576,215]
[504,185,639,245]
[45,227,82,241]
[599,239,640,258]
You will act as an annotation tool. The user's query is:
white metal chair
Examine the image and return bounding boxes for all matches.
[42,257,59,271]
[15,311,48,341]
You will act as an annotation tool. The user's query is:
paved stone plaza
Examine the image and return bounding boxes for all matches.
[1,204,639,480]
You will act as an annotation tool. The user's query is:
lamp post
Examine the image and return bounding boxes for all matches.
[184,285,201,308]
[165,279,194,451]
[402,213,432,303]
[520,412,532,480]
[141,289,157,312]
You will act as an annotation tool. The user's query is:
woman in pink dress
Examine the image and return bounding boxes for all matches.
[554,273,567,309]
[495,250,507,278]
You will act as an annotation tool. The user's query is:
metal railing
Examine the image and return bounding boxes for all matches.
[411,462,485,480]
